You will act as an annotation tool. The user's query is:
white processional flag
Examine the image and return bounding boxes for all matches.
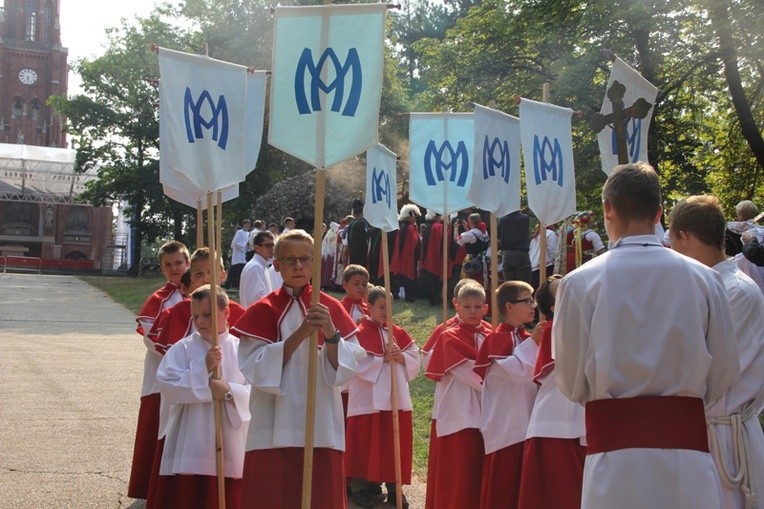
[269,4,387,169]
[409,113,474,215]
[364,144,399,233]
[519,98,576,226]
[158,47,267,191]
[467,104,522,217]
[597,56,659,175]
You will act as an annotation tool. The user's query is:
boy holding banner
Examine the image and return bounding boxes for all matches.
[233,229,364,509]
[152,285,250,509]
[554,163,740,509]
[129,240,189,500]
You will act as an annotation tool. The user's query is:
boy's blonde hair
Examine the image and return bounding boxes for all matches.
[367,285,390,305]
[190,247,225,271]
[457,282,486,302]
[343,264,370,283]
[274,229,313,258]
[191,284,229,309]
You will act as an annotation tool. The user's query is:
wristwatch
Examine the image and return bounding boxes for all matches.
[325,330,341,345]
[224,389,233,401]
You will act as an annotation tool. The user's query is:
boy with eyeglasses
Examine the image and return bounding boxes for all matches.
[233,229,365,509]
[473,280,542,509]
[240,230,277,308]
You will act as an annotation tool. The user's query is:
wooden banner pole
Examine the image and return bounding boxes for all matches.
[489,213,499,330]
[207,191,226,509]
[381,232,403,509]
[538,83,550,289]
[197,200,204,249]
[441,214,449,325]
[302,169,326,509]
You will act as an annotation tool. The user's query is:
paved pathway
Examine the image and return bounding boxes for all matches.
[0,274,145,509]
[0,273,426,509]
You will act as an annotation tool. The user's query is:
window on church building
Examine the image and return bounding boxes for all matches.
[12,98,23,120]
[25,0,36,41]
[42,1,53,42]
[30,99,40,121]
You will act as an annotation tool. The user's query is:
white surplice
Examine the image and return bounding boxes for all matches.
[554,235,741,509]
[706,259,764,509]
[157,331,251,477]
[239,253,272,308]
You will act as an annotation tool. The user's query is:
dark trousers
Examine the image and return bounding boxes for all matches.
[502,249,532,285]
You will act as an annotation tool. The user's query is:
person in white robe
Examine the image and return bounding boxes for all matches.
[154,285,251,508]
[669,194,764,509]
[554,163,741,509]
[239,230,276,308]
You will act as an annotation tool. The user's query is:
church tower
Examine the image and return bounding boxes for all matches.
[0,0,68,147]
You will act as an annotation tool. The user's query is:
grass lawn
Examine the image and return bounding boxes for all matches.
[79,275,444,475]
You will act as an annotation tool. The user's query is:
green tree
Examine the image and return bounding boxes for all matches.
[51,11,200,271]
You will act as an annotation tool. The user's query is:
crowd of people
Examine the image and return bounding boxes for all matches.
[126,162,764,509]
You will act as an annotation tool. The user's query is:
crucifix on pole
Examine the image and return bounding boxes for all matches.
[590,80,653,165]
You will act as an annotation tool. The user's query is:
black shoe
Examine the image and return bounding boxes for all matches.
[386,490,409,509]
[350,489,375,508]
[367,483,385,502]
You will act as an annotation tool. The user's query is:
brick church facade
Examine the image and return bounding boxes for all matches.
[0,0,112,269]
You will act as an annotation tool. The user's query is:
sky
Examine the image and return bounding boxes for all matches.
[59,0,166,95]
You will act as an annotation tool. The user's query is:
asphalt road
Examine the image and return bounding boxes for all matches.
[0,274,146,509]
[0,273,425,509]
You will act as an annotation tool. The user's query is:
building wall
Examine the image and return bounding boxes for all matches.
[0,0,67,147]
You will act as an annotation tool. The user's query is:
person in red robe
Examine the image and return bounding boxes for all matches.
[424,284,491,509]
[233,229,365,509]
[390,204,421,303]
[420,210,444,306]
[474,281,541,509]
[345,286,419,508]
[129,240,189,500]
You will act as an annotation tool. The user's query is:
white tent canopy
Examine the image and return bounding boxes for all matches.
[0,143,97,204]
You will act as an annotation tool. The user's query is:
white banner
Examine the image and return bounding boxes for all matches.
[409,113,474,215]
[468,104,521,217]
[158,47,266,192]
[269,4,387,169]
[597,56,659,175]
[364,144,399,233]
[519,98,576,226]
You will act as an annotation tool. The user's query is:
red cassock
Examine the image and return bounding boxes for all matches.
[425,322,491,509]
[474,324,531,509]
[390,222,419,281]
[232,285,358,509]
[128,283,181,499]
[141,298,245,505]
[340,296,369,318]
[135,282,180,336]
[421,221,444,277]
[345,319,415,484]
[518,320,586,509]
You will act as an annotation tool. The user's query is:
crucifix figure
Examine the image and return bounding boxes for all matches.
[590,80,653,165]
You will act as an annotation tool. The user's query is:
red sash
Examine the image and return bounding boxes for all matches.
[585,396,709,454]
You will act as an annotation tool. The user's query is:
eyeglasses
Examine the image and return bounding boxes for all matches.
[258,243,275,248]
[278,256,313,267]
[510,298,536,307]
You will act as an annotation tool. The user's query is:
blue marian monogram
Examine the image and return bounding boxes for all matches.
[295,48,362,117]
[371,167,392,209]
[184,88,229,149]
[532,135,564,187]
[482,135,511,183]
[424,140,469,187]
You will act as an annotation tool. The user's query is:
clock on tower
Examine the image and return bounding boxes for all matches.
[18,68,38,85]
